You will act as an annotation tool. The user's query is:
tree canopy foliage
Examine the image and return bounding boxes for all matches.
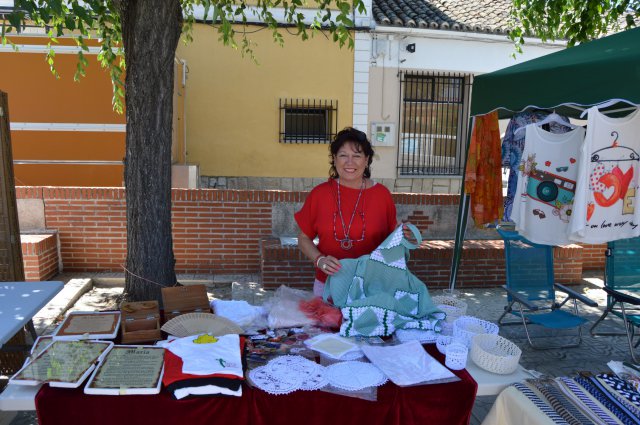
[509,0,638,49]
[1,0,364,301]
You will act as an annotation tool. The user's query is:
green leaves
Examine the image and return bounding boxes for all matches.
[3,0,366,112]
[186,0,363,59]
[509,0,638,50]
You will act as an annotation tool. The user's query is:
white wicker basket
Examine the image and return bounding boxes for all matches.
[445,342,468,370]
[432,296,468,322]
[470,334,522,375]
[436,335,453,355]
[453,316,499,348]
[440,320,454,336]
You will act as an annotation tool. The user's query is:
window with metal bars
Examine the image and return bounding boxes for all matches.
[398,72,471,176]
[279,99,338,144]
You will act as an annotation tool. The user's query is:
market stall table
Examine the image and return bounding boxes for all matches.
[34,345,478,425]
[0,281,64,347]
[466,361,530,396]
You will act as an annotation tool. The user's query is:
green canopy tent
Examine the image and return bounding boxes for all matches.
[449,27,640,289]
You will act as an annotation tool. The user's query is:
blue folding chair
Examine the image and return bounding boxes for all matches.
[590,237,640,362]
[497,228,598,349]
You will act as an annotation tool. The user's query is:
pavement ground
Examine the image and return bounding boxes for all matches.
[1,270,636,425]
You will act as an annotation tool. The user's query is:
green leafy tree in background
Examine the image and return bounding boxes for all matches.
[509,0,638,49]
[2,0,363,301]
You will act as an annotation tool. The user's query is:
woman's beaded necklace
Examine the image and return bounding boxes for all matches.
[335,178,365,250]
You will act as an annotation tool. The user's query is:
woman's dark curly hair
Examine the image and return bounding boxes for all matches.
[329,127,375,179]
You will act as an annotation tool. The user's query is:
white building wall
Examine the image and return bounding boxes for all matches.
[363,28,565,191]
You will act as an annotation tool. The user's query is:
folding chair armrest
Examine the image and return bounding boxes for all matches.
[554,283,598,307]
[602,286,640,306]
[501,285,539,311]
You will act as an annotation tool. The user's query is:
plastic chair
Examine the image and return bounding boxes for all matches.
[590,237,640,362]
[497,228,597,349]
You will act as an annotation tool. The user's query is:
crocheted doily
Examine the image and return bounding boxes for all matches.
[325,361,388,391]
[249,366,302,395]
[251,355,328,394]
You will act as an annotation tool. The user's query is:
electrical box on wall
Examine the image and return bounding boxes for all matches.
[370,122,396,146]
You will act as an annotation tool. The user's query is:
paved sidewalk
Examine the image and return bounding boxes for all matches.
[1,270,635,425]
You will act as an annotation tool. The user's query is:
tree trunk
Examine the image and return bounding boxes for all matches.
[120,1,182,302]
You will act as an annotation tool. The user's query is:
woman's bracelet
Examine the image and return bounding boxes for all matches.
[314,254,325,269]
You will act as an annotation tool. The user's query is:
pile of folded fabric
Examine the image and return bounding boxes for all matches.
[506,374,640,424]
[161,333,244,399]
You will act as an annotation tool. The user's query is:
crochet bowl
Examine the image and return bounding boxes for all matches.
[436,335,453,355]
[453,316,499,348]
[470,334,522,375]
[432,296,468,322]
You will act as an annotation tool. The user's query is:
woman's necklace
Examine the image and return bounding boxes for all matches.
[335,178,365,250]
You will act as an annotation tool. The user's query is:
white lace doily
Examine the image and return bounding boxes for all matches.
[268,355,328,391]
[249,366,302,395]
[251,355,328,394]
[325,361,388,391]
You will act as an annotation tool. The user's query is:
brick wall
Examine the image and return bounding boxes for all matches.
[21,233,58,281]
[15,187,602,285]
[261,238,583,289]
[16,187,463,276]
[581,243,607,270]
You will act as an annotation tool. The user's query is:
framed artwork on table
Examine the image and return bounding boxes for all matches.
[10,340,113,388]
[53,311,121,341]
[84,346,165,395]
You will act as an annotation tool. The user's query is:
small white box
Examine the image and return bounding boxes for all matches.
[370,122,396,146]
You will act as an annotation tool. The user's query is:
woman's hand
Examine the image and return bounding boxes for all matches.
[402,221,420,244]
[318,255,341,276]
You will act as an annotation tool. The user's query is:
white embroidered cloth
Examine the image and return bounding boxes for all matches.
[395,329,438,344]
[361,340,456,386]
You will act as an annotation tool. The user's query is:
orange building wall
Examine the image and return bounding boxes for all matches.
[0,36,125,186]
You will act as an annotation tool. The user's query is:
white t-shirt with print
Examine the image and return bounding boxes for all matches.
[166,333,243,377]
[512,125,585,245]
[569,107,640,243]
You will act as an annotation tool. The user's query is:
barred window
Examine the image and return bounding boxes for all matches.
[279,99,337,143]
[398,72,471,176]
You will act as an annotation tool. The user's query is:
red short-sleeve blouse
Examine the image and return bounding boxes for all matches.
[295,179,397,282]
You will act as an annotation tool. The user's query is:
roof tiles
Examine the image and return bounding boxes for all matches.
[372,0,512,34]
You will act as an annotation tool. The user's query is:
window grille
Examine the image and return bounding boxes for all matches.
[279,99,338,144]
[397,72,471,176]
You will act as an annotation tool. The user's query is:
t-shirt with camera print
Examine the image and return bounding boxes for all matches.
[569,107,640,243]
[512,125,585,245]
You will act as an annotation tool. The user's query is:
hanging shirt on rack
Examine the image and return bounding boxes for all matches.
[570,107,640,243]
[512,125,585,245]
[502,111,572,221]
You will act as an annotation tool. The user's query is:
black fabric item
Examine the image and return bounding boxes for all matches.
[166,377,242,397]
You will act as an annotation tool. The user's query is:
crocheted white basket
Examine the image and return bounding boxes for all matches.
[470,334,522,375]
[432,296,468,322]
[453,316,499,348]
[436,335,453,355]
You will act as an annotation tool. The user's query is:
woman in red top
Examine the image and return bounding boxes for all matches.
[295,127,398,297]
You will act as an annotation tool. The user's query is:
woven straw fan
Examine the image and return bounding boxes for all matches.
[161,313,243,337]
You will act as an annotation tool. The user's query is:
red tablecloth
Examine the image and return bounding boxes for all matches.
[35,345,477,425]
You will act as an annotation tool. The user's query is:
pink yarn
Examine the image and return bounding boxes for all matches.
[299,297,342,329]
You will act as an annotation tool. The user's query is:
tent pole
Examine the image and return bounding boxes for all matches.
[449,116,474,290]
